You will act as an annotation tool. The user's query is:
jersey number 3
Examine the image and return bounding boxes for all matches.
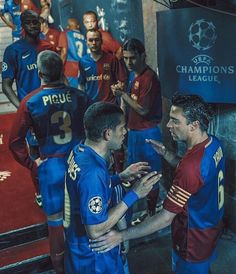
[51,111,72,144]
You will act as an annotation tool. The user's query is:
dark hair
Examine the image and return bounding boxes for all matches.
[20,10,39,24]
[172,94,214,131]
[37,50,63,83]
[122,38,145,55]
[84,102,124,142]
[86,28,102,40]
[83,10,98,20]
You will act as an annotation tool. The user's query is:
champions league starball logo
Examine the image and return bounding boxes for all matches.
[175,18,234,85]
[188,19,217,51]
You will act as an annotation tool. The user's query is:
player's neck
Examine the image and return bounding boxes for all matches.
[84,139,108,160]
[24,35,39,45]
[134,63,147,77]
[187,131,209,150]
[90,51,103,61]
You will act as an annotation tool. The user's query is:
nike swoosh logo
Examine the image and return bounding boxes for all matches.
[85,67,91,71]
[22,53,30,59]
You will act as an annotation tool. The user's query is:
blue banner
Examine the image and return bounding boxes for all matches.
[157,8,236,103]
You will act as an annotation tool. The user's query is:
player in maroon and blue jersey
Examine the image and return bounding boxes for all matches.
[64,101,161,274]
[9,50,91,274]
[90,94,225,274]
[111,39,162,217]
[58,18,87,88]
[0,0,22,41]
[78,29,126,104]
[2,9,54,108]
[39,16,60,52]
[83,10,122,60]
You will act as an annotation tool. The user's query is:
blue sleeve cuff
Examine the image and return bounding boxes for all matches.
[111,174,121,187]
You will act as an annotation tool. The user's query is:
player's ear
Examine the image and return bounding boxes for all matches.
[190,120,200,131]
[104,128,112,141]
[38,70,43,79]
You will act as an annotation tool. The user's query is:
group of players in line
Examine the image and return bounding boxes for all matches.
[1,5,225,274]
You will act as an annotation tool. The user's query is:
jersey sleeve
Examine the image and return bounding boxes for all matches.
[78,60,86,86]
[8,98,36,171]
[58,31,68,50]
[2,45,17,80]
[163,160,203,214]
[78,169,109,225]
[138,74,161,111]
[112,57,127,83]
[101,30,121,54]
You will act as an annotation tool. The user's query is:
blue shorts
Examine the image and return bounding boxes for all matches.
[65,236,124,274]
[128,126,162,188]
[38,157,66,215]
[26,129,38,147]
[172,249,217,274]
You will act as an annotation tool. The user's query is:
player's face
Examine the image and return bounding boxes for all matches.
[109,116,127,150]
[167,106,191,142]
[123,50,143,72]
[22,15,40,37]
[83,14,97,30]
[86,31,102,53]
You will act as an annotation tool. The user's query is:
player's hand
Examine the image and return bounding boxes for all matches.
[0,171,11,182]
[35,157,48,167]
[132,171,162,199]
[111,81,125,97]
[145,139,166,156]
[90,230,122,253]
[119,162,151,182]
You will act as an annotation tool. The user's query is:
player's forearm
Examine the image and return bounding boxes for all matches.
[121,93,148,116]
[2,79,19,108]
[86,201,128,239]
[121,209,174,242]
[163,148,180,167]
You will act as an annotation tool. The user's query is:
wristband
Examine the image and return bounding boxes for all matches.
[122,190,139,208]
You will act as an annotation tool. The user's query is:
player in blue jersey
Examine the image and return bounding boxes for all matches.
[2,9,54,206]
[64,102,162,274]
[0,0,22,41]
[58,18,88,88]
[90,94,225,274]
[2,9,54,108]
[9,50,91,274]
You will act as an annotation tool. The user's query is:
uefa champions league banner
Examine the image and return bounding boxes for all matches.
[156,8,236,103]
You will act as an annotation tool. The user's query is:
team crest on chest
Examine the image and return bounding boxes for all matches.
[103,74,110,81]
[134,81,140,90]
[88,196,103,214]
[103,63,110,70]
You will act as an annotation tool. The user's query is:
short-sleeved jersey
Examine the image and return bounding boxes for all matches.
[40,28,60,49]
[163,136,225,262]
[1,0,21,39]
[9,84,90,171]
[2,38,54,101]
[127,66,162,130]
[100,29,121,55]
[64,144,123,273]
[58,30,87,82]
[78,52,127,103]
